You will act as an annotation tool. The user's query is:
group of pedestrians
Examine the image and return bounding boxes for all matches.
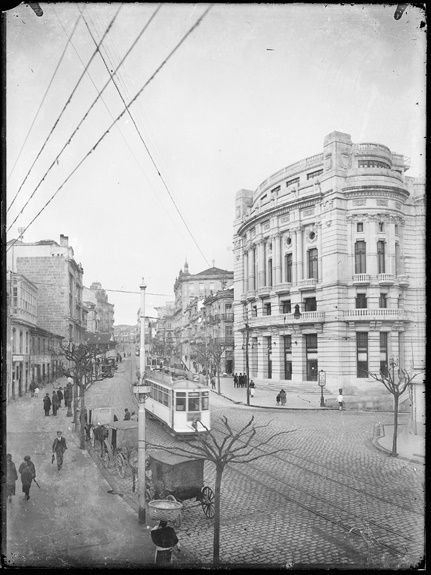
[42,382,73,416]
[233,372,249,388]
[276,389,287,406]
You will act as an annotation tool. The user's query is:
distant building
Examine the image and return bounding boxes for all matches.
[6,271,63,400]
[7,234,85,343]
[203,288,234,374]
[82,282,115,336]
[233,131,425,432]
[153,302,175,361]
[114,324,137,350]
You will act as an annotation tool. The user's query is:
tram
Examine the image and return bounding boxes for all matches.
[144,367,210,435]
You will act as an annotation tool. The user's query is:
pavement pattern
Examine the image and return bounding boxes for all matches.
[6,358,425,568]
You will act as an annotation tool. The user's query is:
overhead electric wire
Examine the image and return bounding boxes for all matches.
[7,4,214,254]
[6,10,84,193]
[80,7,211,268]
[7,3,161,233]
[7,3,123,219]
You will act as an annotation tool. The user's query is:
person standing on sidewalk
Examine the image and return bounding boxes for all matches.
[43,393,51,416]
[57,387,64,407]
[250,380,255,398]
[337,391,344,410]
[7,454,18,503]
[52,391,59,416]
[124,408,131,420]
[52,431,68,471]
[150,520,180,564]
[233,373,238,388]
[29,381,36,398]
[19,456,36,500]
[279,389,286,406]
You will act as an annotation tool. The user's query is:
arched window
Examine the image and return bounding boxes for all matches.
[377,240,385,273]
[355,241,366,274]
[12,328,17,353]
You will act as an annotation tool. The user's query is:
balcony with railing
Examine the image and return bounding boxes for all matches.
[352,274,371,285]
[353,142,392,164]
[397,274,409,287]
[298,278,317,290]
[377,273,395,286]
[274,282,292,294]
[343,309,408,321]
[247,311,325,328]
[257,285,271,298]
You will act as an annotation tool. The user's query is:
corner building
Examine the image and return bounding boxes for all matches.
[233,132,424,423]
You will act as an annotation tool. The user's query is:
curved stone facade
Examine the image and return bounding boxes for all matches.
[233,131,425,425]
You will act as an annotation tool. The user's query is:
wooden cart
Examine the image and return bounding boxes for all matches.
[101,421,138,478]
[148,450,215,521]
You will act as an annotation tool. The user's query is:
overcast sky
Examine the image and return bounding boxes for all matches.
[6,3,426,324]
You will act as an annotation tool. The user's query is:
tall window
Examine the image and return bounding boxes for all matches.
[252,305,257,317]
[284,335,292,380]
[305,334,318,380]
[379,293,387,308]
[356,332,368,378]
[304,297,317,311]
[355,241,366,274]
[395,243,400,275]
[268,258,273,287]
[377,241,385,273]
[254,248,258,289]
[12,328,17,353]
[26,332,29,354]
[378,222,384,232]
[264,303,271,316]
[267,336,272,379]
[282,300,291,314]
[263,243,267,285]
[357,222,363,232]
[355,293,367,309]
[380,332,388,376]
[308,248,318,280]
[285,253,292,283]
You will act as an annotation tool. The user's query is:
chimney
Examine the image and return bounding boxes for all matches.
[60,234,69,247]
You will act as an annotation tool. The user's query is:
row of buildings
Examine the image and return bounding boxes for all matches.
[6,234,115,401]
[150,131,424,432]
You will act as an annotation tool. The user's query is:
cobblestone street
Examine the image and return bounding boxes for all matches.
[85,359,424,568]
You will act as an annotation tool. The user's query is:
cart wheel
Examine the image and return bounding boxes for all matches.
[201,486,215,518]
[116,454,126,478]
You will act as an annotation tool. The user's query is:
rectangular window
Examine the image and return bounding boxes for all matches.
[284,335,292,380]
[268,258,273,287]
[285,253,292,283]
[395,224,399,235]
[201,392,209,410]
[252,305,257,317]
[225,325,233,337]
[379,293,387,308]
[355,241,366,274]
[282,300,291,314]
[377,241,385,273]
[176,392,186,411]
[264,303,271,316]
[286,177,300,187]
[263,243,267,285]
[356,332,368,378]
[305,334,318,381]
[378,222,385,232]
[395,243,400,275]
[356,293,367,309]
[358,159,390,169]
[307,169,323,180]
[271,185,281,194]
[357,222,363,232]
[304,297,317,312]
[267,336,272,379]
[188,392,200,411]
[380,332,388,376]
[308,248,318,280]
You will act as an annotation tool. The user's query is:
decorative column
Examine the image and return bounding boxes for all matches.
[292,230,297,285]
[248,246,255,292]
[296,227,303,282]
[387,221,395,275]
[291,330,303,384]
[274,234,281,286]
[257,334,265,378]
[257,241,265,289]
[243,252,248,294]
[272,333,283,380]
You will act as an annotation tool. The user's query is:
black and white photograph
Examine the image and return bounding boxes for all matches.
[3,2,425,569]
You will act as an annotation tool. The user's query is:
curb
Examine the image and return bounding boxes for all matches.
[371,425,425,466]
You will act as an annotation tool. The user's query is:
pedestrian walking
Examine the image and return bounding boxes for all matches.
[52,391,59,416]
[250,380,255,398]
[124,408,131,421]
[233,373,238,388]
[29,381,36,398]
[19,456,36,500]
[337,392,344,411]
[150,520,180,565]
[211,375,216,390]
[43,393,51,416]
[52,431,68,471]
[279,389,286,406]
[57,387,64,407]
[238,373,243,388]
[7,454,18,503]
[34,385,40,398]
[276,393,281,406]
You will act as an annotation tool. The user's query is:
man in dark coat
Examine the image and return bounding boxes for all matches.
[52,391,60,416]
[150,520,180,564]
[57,387,64,407]
[52,431,67,471]
[124,408,131,421]
[43,393,51,416]
[19,456,36,500]
[7,454,18,503]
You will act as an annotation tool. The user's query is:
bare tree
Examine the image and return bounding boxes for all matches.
[147,415,295,564]
[59,342,100,449]
[369,358,418,456]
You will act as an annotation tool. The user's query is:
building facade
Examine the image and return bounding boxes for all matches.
[233,131,424,429]
[83,282,115,336]
[7,234,85,344]
[202,288,234,374]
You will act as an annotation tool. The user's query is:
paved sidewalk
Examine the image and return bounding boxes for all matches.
[212,377,424,464]
[5,377,154,568]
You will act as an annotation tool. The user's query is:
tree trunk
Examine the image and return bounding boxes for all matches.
[217,365,221,395]
[73,379,79,425]
[79,377,86,450]
[392,393,399,456]
[213,465,223,564]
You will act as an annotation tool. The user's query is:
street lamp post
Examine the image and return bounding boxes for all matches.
[133,277,151,524]
[318,369,326,407]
